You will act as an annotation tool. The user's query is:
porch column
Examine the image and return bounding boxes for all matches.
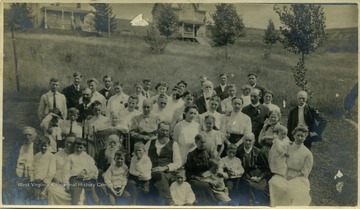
[192,24,195,38]
[44,9,47,29]
[182,22,184,40]
[61,10,64,30]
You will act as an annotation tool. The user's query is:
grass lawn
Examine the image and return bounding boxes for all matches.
[2,28,358,206]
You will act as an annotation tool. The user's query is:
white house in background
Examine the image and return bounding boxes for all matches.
[130,14,149,26]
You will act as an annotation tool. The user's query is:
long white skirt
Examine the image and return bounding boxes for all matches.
[269,175,311,206]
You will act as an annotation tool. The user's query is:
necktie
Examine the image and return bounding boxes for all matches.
[146,92,149,98]
[69,121,73,133]
[53,92,57,108]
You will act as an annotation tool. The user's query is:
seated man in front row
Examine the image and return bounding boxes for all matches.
[144,122,181,205]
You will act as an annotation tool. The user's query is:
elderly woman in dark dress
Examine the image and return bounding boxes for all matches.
[236,133,271,206]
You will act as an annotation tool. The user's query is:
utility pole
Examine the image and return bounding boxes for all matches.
[11,25,20,93]
[108,7,110,38]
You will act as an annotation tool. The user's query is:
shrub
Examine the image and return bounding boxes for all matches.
[144,24,168,54]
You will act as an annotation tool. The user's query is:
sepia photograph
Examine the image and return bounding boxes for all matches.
[1,1,358,207]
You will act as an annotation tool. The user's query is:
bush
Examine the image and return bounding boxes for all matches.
[144,24,168,54]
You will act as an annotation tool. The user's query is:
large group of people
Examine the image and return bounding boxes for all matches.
[4,72,327,206]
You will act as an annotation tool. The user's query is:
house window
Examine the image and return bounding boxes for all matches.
[55,3,60,6]
[77,3,81,8]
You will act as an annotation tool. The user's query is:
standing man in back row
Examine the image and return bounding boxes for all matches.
[38,78,67,120]
[247,73,266,104]
[98,75,116,103]
[62,72,85,109]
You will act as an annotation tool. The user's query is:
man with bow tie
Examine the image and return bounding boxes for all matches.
[38,78,67,121]
[62,72,85,109]
[241,88,270,147]
[99,75,116,102]
[287,91,327,149]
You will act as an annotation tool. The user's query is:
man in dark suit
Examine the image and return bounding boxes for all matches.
[76,88,95,124]
[214,73,230,100]
[98,75,116,102]
[247,73,266,104]
[287,91,327,149]
[195,80,222,114]
[62,72,85,109]
[241,88,270,146]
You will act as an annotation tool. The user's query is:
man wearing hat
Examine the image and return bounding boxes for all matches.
[247,73,266,104]
[38,78,67,120]
[62,72,85,109]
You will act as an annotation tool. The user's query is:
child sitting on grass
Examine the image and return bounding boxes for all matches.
[103,149,130,205]
[64,138,99,205]
[170,169,196,206]
[268,125,291,177]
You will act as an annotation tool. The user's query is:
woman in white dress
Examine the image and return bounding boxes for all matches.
[173,105,200,165]
[268,125,313,206]
[47,133,77,205]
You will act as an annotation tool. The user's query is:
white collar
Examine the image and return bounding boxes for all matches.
[244,146,253,154]
[251,103,260,108]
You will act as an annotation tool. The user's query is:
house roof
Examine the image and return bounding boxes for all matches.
[42,6,91,14]
[171,3,206,12]
[179,19,205,25]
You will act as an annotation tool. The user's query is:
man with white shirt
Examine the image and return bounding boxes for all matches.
[145,122,181,205]
[287,91,327,149]
[98,75,116,102]
[38,78,67,120]
[80,78,106,108]
[214,73,230,100]
[241,88,270,146]
[106,81,129,116]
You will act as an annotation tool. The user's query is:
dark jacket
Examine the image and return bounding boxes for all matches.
[287,104,327,142]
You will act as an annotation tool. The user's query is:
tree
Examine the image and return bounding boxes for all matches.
[274,4,326,64]
[263,19,278,46]
[6,3,33,31]
[152,4,179,38]
[207,4,245,60]
[145,24,168,54]
[90,3,117,35]
[263,19,278,59]
[274,4,326,91]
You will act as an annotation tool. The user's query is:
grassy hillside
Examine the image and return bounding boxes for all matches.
[3,28,358,116]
